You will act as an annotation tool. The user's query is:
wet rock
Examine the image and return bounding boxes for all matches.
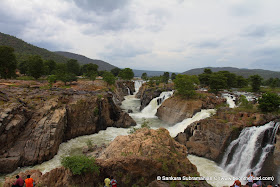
[156,94,225,125]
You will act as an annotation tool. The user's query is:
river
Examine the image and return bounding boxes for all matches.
[0,82,241,187]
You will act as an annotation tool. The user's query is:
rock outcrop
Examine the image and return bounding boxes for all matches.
[156,93,226,124]
[175,107,279,162]
[113,80,136,105]
[0,87,136,174]
[136,84,174,111]
[4,128,211,187]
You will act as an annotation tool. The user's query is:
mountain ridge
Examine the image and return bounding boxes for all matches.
[0,32,68,63]
[183,67,280,79]
[55,51,117,71]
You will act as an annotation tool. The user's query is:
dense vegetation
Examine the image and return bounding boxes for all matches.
[0,45,134,85]
[61,155,99,175]
[0,46,17,79]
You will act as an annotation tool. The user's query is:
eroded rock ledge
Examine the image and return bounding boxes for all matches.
[136,84,174,111]
[0,87,136,174]
[156,93,226,125]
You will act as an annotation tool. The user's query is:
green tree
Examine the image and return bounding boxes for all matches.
[209,73,227,94]
[218,71,237,88]
[27,55,44,79]
[141,72,148,81]
[66,59,80,76]
[119,68,134,80]
[162,72,169,84]
[44,59,56,75]
[198,68,212,86]
[250,75,263,92]
[236,76,248,88]
[55,63,77,85]
[238,95,253,109]
[80,63,98,79]
[61,155,99,175]
[48,75,57,89]
[258,92,280,113]
[0,46,17,79]
[103,71,116,85]
[111,67,121,76]
[265,78,280,89]
[204,68,212,74]
[171,73,176,81]
[174,74,199,98]
[18,60,29,75]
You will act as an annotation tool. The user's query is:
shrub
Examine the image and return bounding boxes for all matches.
[61,155,99,175]
[258,92,280,113]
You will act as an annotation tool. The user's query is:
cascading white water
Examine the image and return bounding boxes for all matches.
[222,93,236,108]
[126,87,131,95]
[167,109,216,137]
[188,155,235,187]
[130,91,174,119]
[220,121,279,179]
[134,80,144,94]
[234,91,257,102]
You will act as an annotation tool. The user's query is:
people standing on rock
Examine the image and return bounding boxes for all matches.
[12,175,24,187]
[247,172,254,187]
[110,176,117,187]
[104,176,111,187]
[231,179,241,187]
[24,175,34,187]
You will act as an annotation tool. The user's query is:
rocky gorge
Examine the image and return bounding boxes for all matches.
[0,80,136,173]
[2,80,280,186]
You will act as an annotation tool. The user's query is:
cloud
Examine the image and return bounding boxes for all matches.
[72,0,130,13]
[100,41,150,59]
[194,40,221,49]
[0,0,280,72]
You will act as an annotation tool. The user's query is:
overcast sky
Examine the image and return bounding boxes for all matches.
[1,0,280,72]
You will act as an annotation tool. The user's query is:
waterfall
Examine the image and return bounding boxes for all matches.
[222,93,236,108]
[167,109,216,137]
[126,87,131,95]
[220,121,279,178]
[134,80,144,94]
[130,91,173,119]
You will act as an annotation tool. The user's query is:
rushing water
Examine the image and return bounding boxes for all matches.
[167,109,215,137]
[220,122,279,183]
[188,155,235,187]
[222,93,236,108]
[1,81,258,187]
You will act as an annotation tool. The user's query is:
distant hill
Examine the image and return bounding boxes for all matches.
[55,51,117,71]
[183,67,280,79]
[133,69,178,77]
[0,32,68,63]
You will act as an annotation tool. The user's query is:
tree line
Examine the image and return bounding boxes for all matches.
[0,46,134,86]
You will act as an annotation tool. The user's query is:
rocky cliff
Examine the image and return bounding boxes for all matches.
[136,83,174,111]
[4,128,211,187]
[113,80,135,105]
[0,86,136,174]
[156,93,226,124]
[175,107,279,162]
